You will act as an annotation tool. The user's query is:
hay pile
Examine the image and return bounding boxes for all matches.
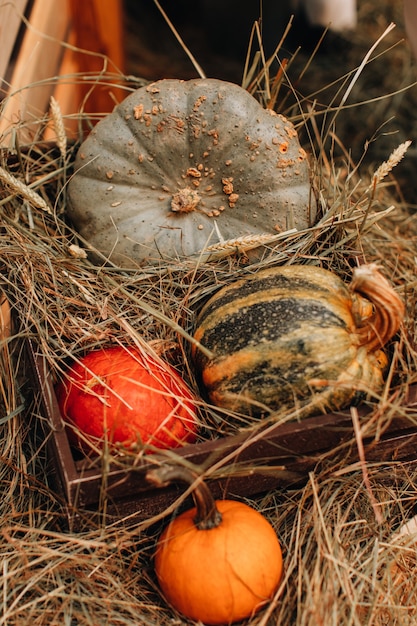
[1,8,417,626]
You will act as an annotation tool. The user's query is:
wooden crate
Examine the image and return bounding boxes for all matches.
[0,0,29,84]
[24,338,417,529]
[0,0,125,145]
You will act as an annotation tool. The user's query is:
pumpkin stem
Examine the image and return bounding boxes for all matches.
[146,464,222,530]
[350,263,404,352]
[171,187,201,213]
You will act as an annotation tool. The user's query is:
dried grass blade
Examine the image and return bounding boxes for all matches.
[322,22,397,146]
[351,406,384,525]
[152,0,206,79]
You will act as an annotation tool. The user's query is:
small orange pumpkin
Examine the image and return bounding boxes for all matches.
[148,465,283,625]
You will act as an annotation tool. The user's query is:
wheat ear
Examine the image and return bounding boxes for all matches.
[0,166,52,213]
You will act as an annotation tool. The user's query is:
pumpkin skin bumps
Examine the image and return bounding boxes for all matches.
[67,78,316,266]
[192,264,404,417]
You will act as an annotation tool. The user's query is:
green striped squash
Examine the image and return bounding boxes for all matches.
[192,264,403,417]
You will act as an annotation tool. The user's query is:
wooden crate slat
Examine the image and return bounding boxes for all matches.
[0,0,70,144]
[24,338,417,527]
[0,0,30,84]
[1,0,125,145]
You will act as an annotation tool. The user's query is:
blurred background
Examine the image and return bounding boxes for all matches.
[1,0,416,201]
[124,0,417,203]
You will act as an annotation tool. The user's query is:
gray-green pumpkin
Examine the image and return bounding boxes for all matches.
[67,78,316,266]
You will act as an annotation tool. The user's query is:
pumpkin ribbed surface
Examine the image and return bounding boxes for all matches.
[192,264,403,416]
[67,78,316,266]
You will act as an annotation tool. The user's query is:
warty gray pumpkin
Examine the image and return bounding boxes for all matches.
[67,78,316,266]
[191,264,404,417]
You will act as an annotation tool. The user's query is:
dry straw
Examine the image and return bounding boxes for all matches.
[1,4,417,624]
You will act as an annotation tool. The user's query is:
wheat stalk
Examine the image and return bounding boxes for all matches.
[50,96,67,159]
[369,140,412,188]
[200,228,298,260]
[0,166,52,213]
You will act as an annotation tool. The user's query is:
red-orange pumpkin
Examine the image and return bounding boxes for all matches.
[148,465,283,625]
[55,345,197,451]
